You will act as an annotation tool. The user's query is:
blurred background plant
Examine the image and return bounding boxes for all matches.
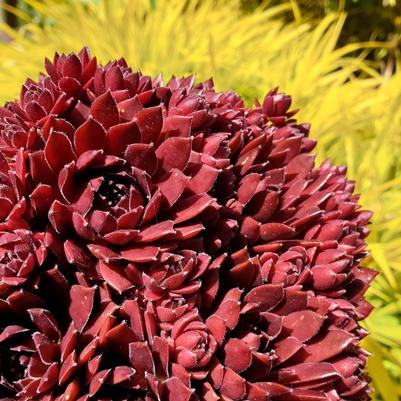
[0,0,401,400]
[245,0,401,55]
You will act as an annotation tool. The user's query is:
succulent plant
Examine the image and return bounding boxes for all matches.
[0,48,376,401]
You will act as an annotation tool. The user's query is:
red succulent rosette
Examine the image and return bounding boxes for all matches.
[0,48,376,401]
[0,230,47,295]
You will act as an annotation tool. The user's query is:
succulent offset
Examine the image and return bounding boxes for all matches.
[0,48,376,401]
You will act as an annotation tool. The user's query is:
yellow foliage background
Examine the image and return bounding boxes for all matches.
[1,1,401,399]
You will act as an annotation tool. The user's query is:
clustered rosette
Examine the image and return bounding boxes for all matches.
[0,48,376,401]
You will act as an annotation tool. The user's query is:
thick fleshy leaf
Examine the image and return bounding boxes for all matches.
[129,342,154,375]
[104,229,139,245]
[0,197,13,220]
[136,106,163,144]
[285,153,315,177]
[121,245,160,263]
[138,220,176,242]
[214,299,241,331]
[246,383,270,401]
[251,191,279,223]
[224,339,252,373]
[220,368,246,400]
[105,120,140,156]
[244,284,284,311]
[278,362,339,385]
[260,223,295,241]
[105,321,137,357]
[273,288,308,315]
[274,336,303,364]
[118,96,143,120]
[29,150,55,185]
[49,201,74,233]
[228,258,259,288]
[89,210,117,235]
[165,377,193,401]
[125,143,157,175]
[99,261,133,294]
[64,239,94,269]
[29,184,56,215]
[156,137,192,173]
[117,207,144,229]
[58,162,77,203]
[161,115,191,138]
[170,194,214,224]
[206,315,226,345]
[87,243,120,262]
[74,117,106,155]
[282,310,324,342]
[142,189,162,224]
[69,285,95,332]
[72,212,96,240]
[109,366,136,385]
[28,308,60,341]
[33,332,58,363]
[89,369,111,396]
[0,325,29,342]
[186,164,221,194]
[157,169,189,208]
[90,90,119,129]
[302,330,355,362]
[105,66,124,90]
[62,54,82,78]
[45,131,76,173]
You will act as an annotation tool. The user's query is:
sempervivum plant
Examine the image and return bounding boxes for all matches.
[0,48,376,401]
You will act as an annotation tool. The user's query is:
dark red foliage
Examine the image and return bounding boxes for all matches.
[0,48,376,401]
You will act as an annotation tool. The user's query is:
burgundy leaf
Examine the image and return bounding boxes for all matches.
[90,90,119,129]
[156,137,192,173]
[74,117,106,155]
[44,131,76,173]
[69,285,95,332]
